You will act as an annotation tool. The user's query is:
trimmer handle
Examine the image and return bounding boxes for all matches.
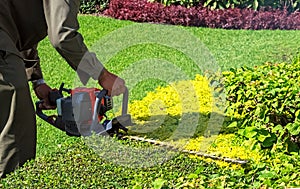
[114,87,132,129]
[93,87,132,136]
[94,87,129,117]
[122,87,129,115]
[35,101,54,125]
[35,101,65,131]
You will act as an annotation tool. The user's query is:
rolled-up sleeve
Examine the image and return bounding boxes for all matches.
[21,44,44,81]
[43,0,104,84]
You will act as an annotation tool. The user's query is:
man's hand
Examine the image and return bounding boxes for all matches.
[34,83,56,109]
[98,68,126,96]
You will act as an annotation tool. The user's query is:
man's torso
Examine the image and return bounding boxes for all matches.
[0,0,47,52]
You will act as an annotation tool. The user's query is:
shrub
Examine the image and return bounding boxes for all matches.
[148,0,202,7]
[80,0,110,14]
[150,0,300,12]
[224,53,300,152]
[104,0,300,30]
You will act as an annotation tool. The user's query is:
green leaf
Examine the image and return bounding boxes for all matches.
[244,127,258,138]
[296,110,300,119]
[132,184,143,189]
[272,125,284,134]
[227,121,238,128]
[153,178,166,189]
[278,78,284,83]
[253,0,259,10]
[212,1,217,9]
[264,116,270,123]
[194,166,205,174]
[257,134,269,143]
[262,134,277,148]
[203,0,213,7]
[238,128,245,136]
[188,173,198,179]
[258,170,277,179]
[286,122,300,135]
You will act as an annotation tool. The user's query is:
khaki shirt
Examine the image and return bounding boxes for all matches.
[0,0,103,84]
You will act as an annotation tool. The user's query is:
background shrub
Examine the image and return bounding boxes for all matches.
[103,0,300,30]
[224,53,300,152]
[148,0,202,7]
[79,0,300,13]
[79,0,110,14]
[149,0,300,12]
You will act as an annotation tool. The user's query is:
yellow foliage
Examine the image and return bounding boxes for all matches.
[128,74,214,120]
[182,134,262,169]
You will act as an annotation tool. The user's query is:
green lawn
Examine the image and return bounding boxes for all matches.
[1,15,300,188]
[39,16,300,83]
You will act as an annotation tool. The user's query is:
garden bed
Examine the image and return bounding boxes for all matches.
[1,15,300,188]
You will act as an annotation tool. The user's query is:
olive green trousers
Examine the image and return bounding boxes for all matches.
[0,31,36,178]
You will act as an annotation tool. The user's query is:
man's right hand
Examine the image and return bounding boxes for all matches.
[98,68,126,97]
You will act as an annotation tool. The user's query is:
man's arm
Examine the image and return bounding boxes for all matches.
[21,44,56,109]
[42,0,104,85]
[21,44,43,81]
[43,0,126,96]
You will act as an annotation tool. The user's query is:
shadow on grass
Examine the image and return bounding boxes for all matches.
[127,112,234,141]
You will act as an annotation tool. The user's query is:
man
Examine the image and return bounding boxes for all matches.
[0,0,126,178]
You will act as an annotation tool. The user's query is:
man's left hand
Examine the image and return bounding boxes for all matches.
[34,83,56,109]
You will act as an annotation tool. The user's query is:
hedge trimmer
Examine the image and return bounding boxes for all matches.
[35,83,131,137]
[36,83,248,165]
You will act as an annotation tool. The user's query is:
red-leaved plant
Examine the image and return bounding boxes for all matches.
[103,0,300,30]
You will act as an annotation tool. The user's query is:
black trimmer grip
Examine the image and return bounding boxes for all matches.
[96,89,108,99]
[35,101,65,131]
[48,90,63,106]
[35,101,56,126]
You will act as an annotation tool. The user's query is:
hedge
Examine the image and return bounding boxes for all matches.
[103,0,300,29]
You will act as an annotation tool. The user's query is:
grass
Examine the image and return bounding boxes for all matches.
[2,15,300,188]
[185,27,300,70]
